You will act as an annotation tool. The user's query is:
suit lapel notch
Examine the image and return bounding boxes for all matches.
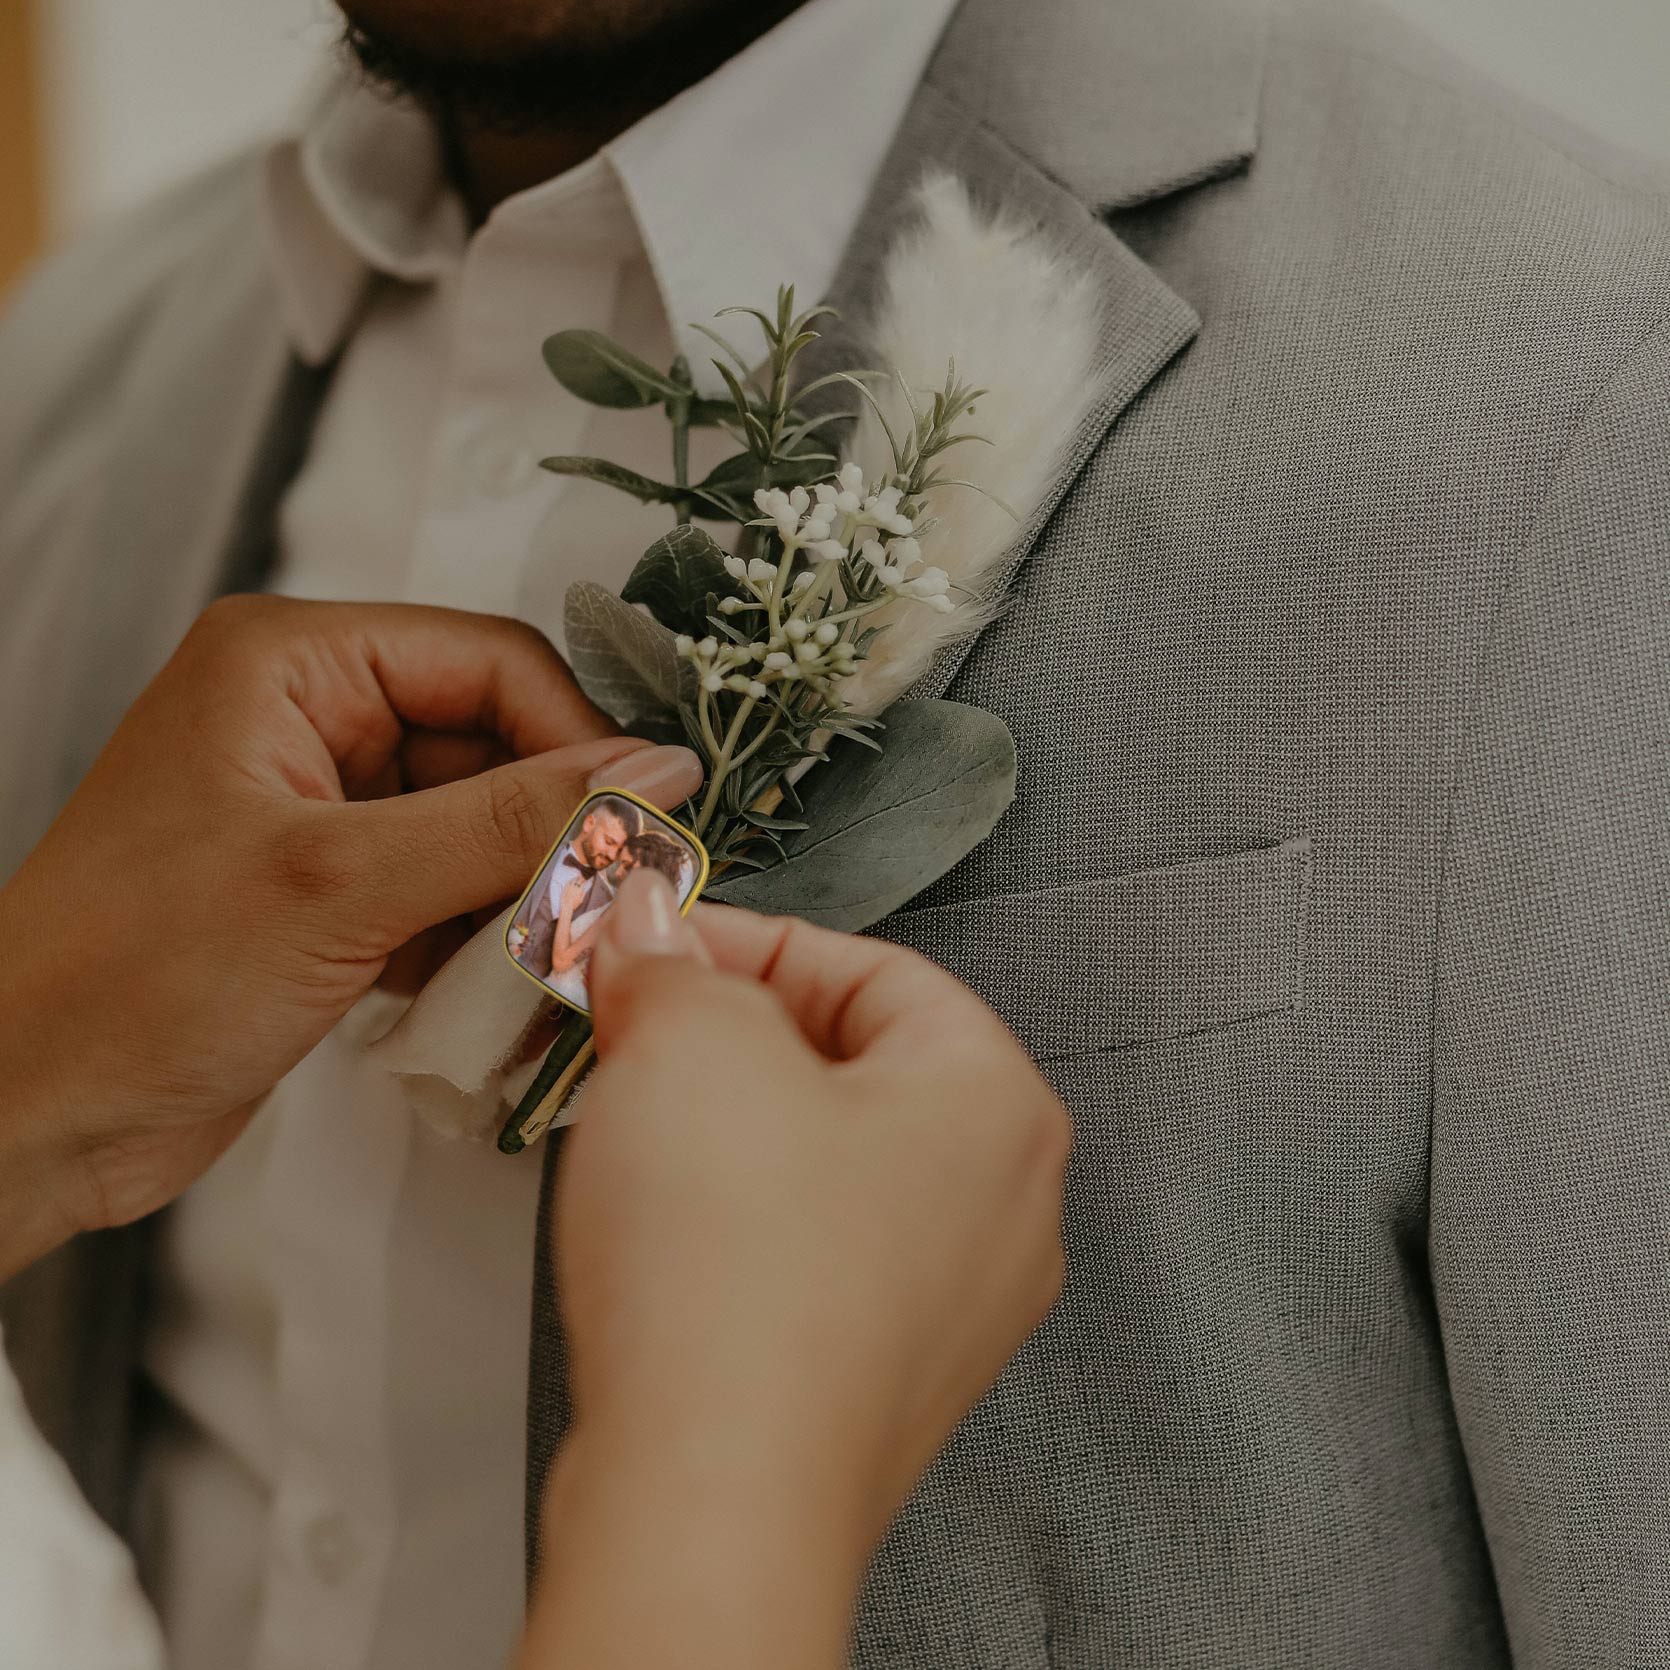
[815,76,1204,705]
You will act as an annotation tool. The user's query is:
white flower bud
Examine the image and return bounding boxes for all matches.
[763,651,793,671]
[785,618,810,641]
[717,596,743,614]
[746,680,768,699]
[788,486,810,513]
[838,461,865,494]
[674,634,694,655]
[791,570,816,593]
[746,557,777,586]
[812,539,848,561]
[722,554,747,579]
[697,636,718,657]
[796,640,821,664]
[814,621,839,645]
[889,536,922,568]
[701,672,723,692]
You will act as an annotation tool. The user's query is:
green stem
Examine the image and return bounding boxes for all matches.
[694,696,757,836]
[696,684,723,760]
[669,394,693,525]
[725,707,784,775]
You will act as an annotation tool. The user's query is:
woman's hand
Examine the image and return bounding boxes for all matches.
[0,596,702,1278]
[525,872,1070,1670]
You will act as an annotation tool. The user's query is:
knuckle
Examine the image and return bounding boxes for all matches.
[1026,1088,1074,1177]
[1035,1242,1068,1318]
[482,771,554,863]
[186,594,296,670]
[268,811,359,905]
[193,592,280,642]
[491,613,559,658]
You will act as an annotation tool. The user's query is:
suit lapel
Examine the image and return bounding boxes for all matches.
[817,81,1204,702]
[806,0,1272,703]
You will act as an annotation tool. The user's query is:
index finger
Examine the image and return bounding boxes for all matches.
[207,597,616,778]
[687,903,1012,1065]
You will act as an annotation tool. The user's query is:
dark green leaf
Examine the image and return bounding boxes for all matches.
[539,456,679,505]
[707,701,1016,930]
[621,525,735,637]
[697,452,767,497]
[542,330,680,407]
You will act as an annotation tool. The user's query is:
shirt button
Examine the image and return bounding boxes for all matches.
[458,422,536,498]
[304,1511,361,1586]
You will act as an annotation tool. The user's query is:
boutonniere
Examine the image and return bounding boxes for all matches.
[369,173,1108,1144]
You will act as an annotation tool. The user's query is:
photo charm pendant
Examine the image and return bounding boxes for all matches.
[498,787,708,1158]
[504,786,710,1016]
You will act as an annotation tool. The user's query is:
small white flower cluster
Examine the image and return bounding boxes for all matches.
[674,462,958,712]
[856,533,954,612]
[675,623,857,700]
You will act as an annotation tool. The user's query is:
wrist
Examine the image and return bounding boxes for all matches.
[0,1103,90,1283]
[524,1418,872,1670]
[0,923,99,1280]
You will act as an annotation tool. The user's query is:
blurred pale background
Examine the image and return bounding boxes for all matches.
[3,0,1668,289]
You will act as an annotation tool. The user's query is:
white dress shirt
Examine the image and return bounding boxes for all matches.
[133,5,958,1670]
[0,1335,163,1670]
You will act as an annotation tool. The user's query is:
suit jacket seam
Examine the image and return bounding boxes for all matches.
[1422,306,1670,1205]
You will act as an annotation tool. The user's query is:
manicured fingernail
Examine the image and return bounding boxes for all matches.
[590,744,703,805]
[609,871,688,956]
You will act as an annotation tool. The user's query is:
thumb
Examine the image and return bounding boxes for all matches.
[588,872,821,1073]
[301,739,703,945]
[588,870,712,1041]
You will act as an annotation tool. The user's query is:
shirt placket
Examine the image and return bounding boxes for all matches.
[249,1002,410,1670]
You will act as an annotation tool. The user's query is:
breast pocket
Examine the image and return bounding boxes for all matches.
[872,836,1312,1062]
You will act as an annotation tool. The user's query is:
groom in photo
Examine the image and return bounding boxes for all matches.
[2,0,1666,1666]
[514,796,639,978]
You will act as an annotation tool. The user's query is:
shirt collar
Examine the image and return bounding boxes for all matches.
[262,0,960,383]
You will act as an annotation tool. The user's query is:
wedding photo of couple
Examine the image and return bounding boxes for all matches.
[0,0,1667,1668]
[506,791,701,1010]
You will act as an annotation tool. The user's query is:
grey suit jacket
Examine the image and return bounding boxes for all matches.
[3,0,1667,1663]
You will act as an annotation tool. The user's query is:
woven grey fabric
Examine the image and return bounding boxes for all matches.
[1,0,1668,1662]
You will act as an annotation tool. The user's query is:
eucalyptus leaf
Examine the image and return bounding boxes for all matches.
[542,330,681,407]
[539,456,680,505]
[563,580,688,728]
[621,525,733,637]
[708,700,1016,931]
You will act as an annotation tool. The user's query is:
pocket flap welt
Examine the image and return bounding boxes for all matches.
[874,836,1312,1060]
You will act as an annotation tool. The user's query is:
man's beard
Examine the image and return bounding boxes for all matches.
[341,0,810,134]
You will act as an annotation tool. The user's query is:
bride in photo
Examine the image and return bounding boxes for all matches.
[550,829,693,998]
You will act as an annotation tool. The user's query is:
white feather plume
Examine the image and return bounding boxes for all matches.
[838,171,1106,714]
